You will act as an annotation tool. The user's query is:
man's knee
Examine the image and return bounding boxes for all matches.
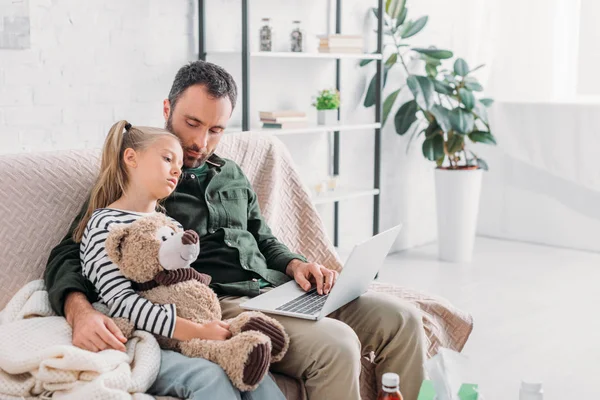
[401,303,424,336]
[319,319,362,365]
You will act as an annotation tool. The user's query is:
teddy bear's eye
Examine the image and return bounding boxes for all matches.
[170,231,175,236]
[161,236,167,242]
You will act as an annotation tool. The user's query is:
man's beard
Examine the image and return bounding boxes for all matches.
[166,113,211,168]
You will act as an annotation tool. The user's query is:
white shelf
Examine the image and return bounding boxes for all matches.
[311,188,380,205]
[228,122,381,136]
[208,51,383,60]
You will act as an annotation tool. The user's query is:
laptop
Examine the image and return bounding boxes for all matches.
[240,224,402,320]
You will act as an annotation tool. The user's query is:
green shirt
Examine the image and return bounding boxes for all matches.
[44,154,307,315]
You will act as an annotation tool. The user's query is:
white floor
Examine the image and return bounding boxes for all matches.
[376,237,600,400]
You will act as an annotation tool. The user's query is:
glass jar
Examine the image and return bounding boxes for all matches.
[290,20,303,52]
[259,18,273,52]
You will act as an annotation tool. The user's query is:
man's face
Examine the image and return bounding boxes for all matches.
[164,84,233,169]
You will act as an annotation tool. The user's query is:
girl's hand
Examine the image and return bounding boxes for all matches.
[197,321,232,341]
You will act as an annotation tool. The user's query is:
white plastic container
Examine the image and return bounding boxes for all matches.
[519,381,543,400]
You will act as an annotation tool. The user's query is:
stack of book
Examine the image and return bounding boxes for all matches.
[260,111,308,129]
[318,35,364,54]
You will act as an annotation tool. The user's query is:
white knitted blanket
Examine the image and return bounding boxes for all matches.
[0,280,159,400]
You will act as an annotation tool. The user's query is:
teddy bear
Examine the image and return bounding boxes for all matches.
[104,212,290,391]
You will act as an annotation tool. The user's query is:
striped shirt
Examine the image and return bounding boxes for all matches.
[80,208,179,338]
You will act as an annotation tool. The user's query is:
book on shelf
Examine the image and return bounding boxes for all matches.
[262,121,309,129]
[259,110,306,119]
[318,34,364,48]
[318,47,364,54]
[260,116,307,123]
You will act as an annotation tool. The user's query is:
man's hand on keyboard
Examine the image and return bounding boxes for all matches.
[286,259,339,295]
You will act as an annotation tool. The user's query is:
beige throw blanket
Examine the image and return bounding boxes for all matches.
[0,280,159,400]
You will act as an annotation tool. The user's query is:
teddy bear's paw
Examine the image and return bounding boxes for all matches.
[241,340,271,388]
[112,317,135,339]
[241,316,289,363]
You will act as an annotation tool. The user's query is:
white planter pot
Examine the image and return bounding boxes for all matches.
[317,109,338,125]
[434,168,483,263]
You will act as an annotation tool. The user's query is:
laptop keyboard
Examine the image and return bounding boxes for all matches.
[276,288,329,315]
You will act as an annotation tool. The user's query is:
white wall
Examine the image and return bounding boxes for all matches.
[2,0,496,253]
[477,101,600,253]
[0,0,195,153]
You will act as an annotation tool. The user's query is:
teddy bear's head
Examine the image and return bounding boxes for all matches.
[105,212,200,283]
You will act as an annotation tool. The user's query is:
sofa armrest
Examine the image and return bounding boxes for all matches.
[368,282,473,357]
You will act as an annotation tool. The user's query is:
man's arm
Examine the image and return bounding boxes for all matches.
[44,201,127,351]
[44,202,97,316]
[243,173,338,295]
[245,183,307,274]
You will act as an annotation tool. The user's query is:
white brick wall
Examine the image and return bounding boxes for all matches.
[0,0,441,252]
[0,0,195,153]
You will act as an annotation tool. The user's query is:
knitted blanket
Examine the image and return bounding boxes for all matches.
[0,280,159,400]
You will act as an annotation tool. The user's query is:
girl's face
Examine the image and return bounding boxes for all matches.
[129,136,183,200]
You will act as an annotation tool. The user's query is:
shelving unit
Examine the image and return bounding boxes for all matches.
[207,51,384,60]
[198,0,384,246]
[311,188,380,205]
[227,122,382,136]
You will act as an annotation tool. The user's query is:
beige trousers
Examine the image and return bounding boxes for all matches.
[219,290,426,400]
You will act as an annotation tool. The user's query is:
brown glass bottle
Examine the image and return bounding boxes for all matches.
[377,373,404,400]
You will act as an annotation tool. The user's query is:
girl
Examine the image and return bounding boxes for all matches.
[73,120,285,400]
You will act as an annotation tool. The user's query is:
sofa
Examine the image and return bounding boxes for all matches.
[0,132,473,399]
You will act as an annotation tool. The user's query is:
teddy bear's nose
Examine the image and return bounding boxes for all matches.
[182,230,199,245]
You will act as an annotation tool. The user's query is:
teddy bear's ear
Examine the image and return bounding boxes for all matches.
[105,224,129,265]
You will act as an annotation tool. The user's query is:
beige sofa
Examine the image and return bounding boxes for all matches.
[0,132,473,399]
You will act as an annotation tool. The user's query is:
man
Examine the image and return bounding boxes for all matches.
[44,61,426,400]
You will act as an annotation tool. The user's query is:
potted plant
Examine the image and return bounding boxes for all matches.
[361,0,497,262]
[313,89,340,125]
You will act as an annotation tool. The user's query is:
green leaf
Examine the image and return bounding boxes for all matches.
[447,134,464,154]
[412,47,454,59]
[480,98,494,107]
[458,88,475,110]
[383,88,401,126]
[371,7,379,19]
[359,53,379,67]
[396,7,408,27]
[469,130,497,145]
[454,58,469,76]
[422,54,442,67]
[449,108,475,134]
[386,0,406,20]
[401,16,428,39]
[425,121,441,138]
[422,134,445,161]
[407,75,434,111]
[464,77,483,92]
[432,80,453,95]
[436,156,445,167]
[430,104,452,132]
[385,0,394,13]
[407,125,425,152]
[385,53,398,68]
[444,74,457,84]
[473,100,489,124]
[364,69,389,108]
[477,158,489,170]
[394,100,419,135]
[425,64,437,78]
